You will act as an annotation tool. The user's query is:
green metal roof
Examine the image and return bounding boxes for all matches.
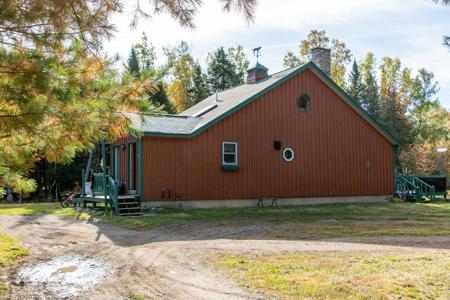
[131,62,400,146]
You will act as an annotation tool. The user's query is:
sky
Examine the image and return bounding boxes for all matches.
[105,0,450,108]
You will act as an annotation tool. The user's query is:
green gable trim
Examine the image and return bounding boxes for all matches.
[143,62,401,147]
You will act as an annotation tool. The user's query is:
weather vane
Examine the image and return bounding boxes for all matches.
[252,47,262,63]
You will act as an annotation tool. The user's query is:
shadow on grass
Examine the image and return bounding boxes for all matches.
[1,201,450,250]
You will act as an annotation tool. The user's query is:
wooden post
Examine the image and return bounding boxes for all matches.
[82,169,85,196]
[102,140,108,210]
[139,139,144,198]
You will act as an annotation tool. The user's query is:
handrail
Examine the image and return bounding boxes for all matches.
[108,176,119,212]
[395,175,415,187]
[395,175,436,201]
[412,177,435,200]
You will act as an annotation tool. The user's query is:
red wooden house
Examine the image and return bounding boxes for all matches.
[110,48,400,208]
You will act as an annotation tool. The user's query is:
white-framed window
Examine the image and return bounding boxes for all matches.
[222,142,238,165]
[282,147,295,162]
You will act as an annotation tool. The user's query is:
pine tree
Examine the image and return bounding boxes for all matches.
[151,82,176,114]
[359,52,381,119]
[0,2,160,198]
[127,46,141,76]
[191,63,211,105]
[379,56,414,169]
[207,47,239,92]
[347,60,363,105]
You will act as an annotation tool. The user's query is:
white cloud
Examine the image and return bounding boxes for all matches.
[104,0,450,108]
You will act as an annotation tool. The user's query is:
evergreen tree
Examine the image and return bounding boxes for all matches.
[151,82,176,114]
[127,35,174,112]
[347,60,363,105]
[359,52,381,119]
[379,57,415,172]
[0,0,258,198]
[127,46,141,76]
[0,1,161,198]
[207,47,240,92]
[191,63,211,105]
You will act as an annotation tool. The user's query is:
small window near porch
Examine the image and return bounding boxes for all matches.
[222,142,238,168]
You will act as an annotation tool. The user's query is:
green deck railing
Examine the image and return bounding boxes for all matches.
[79,170,119,213]
[395,175,436,201]
[412,176,436,201]
[92,173,106,196]
[108,176,119,212]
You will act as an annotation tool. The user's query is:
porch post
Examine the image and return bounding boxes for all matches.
[102,140,108,209]
[139,138,144,198]
[81,169,85,196]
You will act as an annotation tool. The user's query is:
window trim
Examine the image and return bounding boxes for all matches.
[282,147,295,162]
[222,141,238,166]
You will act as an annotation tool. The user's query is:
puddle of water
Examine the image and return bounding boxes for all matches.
[16,255,112,298]
[51,265,78,276]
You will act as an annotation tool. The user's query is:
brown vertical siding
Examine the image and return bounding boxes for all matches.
[140,69,394,201]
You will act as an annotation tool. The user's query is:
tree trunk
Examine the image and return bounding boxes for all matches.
[84,150,93,184]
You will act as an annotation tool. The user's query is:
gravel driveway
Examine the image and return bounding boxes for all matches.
[1,214,449,299]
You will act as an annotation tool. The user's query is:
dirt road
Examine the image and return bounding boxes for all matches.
[1,214,449,299]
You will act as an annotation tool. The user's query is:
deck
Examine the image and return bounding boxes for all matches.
[76,171,142,216]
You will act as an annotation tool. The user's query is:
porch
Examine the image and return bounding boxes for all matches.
[75,141,142,216]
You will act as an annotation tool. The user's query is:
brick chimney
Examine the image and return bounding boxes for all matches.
[310,47,331,76]
[246,62,269,84]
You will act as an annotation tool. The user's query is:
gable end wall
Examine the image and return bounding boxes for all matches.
[141,69,394,201]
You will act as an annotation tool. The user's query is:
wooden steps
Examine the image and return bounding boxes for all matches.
[75,194,142,217]
[117,196,142,217]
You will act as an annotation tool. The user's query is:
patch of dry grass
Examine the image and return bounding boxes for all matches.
[0,231,28,296]
[214,251,450,299]
[246,219,450,240]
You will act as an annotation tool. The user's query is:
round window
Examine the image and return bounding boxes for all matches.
[282,148,295,162]
[297,93,312,112]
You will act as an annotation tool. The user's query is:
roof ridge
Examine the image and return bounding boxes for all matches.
[136,62,400,146]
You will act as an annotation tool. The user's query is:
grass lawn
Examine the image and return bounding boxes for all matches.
[0,201,449,237]
[213,252,450,299]
[0,231,28,295]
